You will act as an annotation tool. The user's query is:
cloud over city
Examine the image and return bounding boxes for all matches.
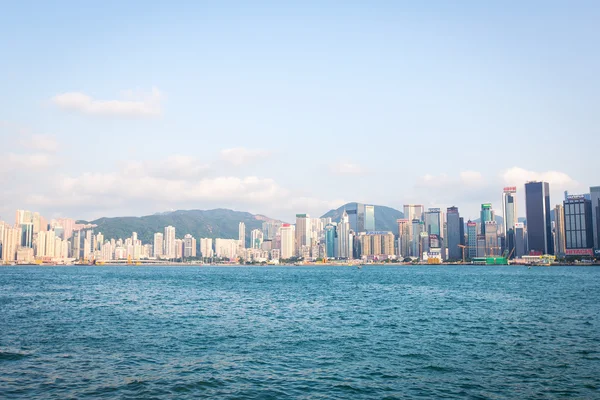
[51,87,162,118]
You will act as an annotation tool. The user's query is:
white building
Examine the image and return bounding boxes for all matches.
[200,238,213,259]
[280,224,295,259]
[164,226,176,259]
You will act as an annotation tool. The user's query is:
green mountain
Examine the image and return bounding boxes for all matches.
[320,203,404,233]
[78,209,282,245]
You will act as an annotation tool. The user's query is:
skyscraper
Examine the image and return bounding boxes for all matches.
[564,195,594,256]
[280,224,295,259]
[502,187,517,237]
[164,226,176,259]
[524,181,553,255]
[554,204,566,256]
[184,234,195,258]
[364,205,375,231]
[424,208,442,236]
[324,223,337,258]
[480,204,494,234]
[153,233,164,258]
[446,207,461,260]
[467,221,477,259]
[484,221,499,256]
[591,186,600,250]
[515,223,526,258]
[345,203,366,232]
[396,219,411,258]
[337,210,351,259]
[200,238,213,259]
[403,205,424,222]
[251,229,263,249]
[295,214,311,255]
[411,219,424,258]
[238,222,246,249]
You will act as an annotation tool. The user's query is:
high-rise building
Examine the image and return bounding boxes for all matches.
[411,219,424,258]
[2,227,20,262]
[364,205,375,231]
[294,214,311,255]
[250,229,263,249]
[164,226,176,259]
[324,223,337,258]
[238,222,246,249]
[280,224,295,259]
[337,211,351,259]
[525,181,553,255]
[46,230,56,258]
[502,187,517,237]
[564,195,594,256]
[184,234,195,258]
[396,219,411,258]
[480,204,494,234]
[153,233,164,258]
[345,203,366,232]
[21,223,33,248]
[591,186,600,250]
[446,207,461,260]
[515,223,526,258]
[554,204,566,256]
[467,221,477,259]
[484,221,499,256]
[424,208,442,236]
[403,205,424,222]
[357,231,395,258]
[200,238,213,259]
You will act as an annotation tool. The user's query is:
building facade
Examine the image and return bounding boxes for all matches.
[564,195,594,256]
[446,207,461,260]
[525,181,553,255]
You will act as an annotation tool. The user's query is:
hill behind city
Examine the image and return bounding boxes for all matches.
[320,203,404,232]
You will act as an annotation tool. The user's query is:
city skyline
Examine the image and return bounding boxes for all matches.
[1,2,599,223]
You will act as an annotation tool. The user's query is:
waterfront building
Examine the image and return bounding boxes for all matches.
[357,231,395,259]
[215,238,238,260]
[525,181,553,255]
[411,219,424,257]
[153,233,164,258]
[345,203,365,233]
[564,195,594,256]
[554,204,566,257]
[2,227,19,262]
[324,223,337,258]
[36,231,47,257]
[515,223,526,258]
[295,214,311,255]
[502,187,517,237]
[365,205,375,231]
[239,222,246,249]
[591,186,600,250]
[184,234,195,258]
[200,238,213,259]
[46,230,56,258]
[337,211,351,259]
[480,204,494,234]
[21,223,33,248]
[403,205,424,222]
[476,235,486,257]
[484,221,499,256]
[396,219,411,258]
[280,224,295,259]
[251,229,263,249]
[164,226,176,259]
[467,221,477,259]
[446,207,461,260]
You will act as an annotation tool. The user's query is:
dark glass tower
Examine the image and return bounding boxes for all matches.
[524,181,554,255]
[446,206,461,260]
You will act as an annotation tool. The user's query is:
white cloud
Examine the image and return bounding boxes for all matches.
[51,87,162,118]
[501,167,578,188]
[6,153,56,169]
[21,134,59,152]
[460,170,483,185]
[220,147,271,166]
[330,161,365,176]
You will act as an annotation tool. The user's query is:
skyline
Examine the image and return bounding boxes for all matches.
[2,1,599,222]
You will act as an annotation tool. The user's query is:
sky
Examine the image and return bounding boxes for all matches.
[1,1,599,223]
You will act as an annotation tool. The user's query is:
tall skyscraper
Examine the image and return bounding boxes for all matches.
[396,219,411,258]
[411,219,424,257]
[524,181,553,255]
[554,204,566,256]
[20,223,33,248]
[238,222,246,249]
[446,207,461,260]
[295,214,311,255]
[164,226,176,259]
[337,211,351,258]
[467,221,477,259]
[184,234,195,258]
[324,223,337,258]
[2,227,20,262]
[484,221,499,256]
[404,205,424,222]
[502,187,517,237]
[424,208,442,236]
[344,203,365,232]
[251,229,263,249]
[280,224,295,259]
[591,186,600,250]
[364,205,375,231]
[153,233,164,258]
[480,204,494,234]
[515,222,526,258]
[564,195,594,256]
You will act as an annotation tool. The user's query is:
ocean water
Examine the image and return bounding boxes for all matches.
[0,266,599,399]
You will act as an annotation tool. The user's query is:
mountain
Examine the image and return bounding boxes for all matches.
[320,202,404,232]
[78,209,284,245]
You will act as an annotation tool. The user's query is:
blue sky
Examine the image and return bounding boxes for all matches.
[1,1,599,222]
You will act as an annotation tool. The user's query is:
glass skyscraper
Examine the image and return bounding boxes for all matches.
[364,205,375,231]
[446,207,461,260]
[524,181,553,255]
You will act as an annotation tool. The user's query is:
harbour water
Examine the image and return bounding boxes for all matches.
[1,266,599,398]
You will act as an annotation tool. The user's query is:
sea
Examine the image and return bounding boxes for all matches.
[1,265,599,399]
